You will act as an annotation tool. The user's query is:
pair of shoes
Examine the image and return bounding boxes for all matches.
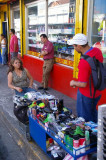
[38,86,44,90]
[44,88,48,91]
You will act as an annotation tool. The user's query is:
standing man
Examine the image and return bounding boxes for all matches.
[38,34,54,91]
[10,29,19,59]
[68,33,103,123]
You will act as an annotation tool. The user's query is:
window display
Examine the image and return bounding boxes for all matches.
[27,0,76,67]
[27,2,46,53]
[13,10,21,52]
[91,0,106,65]
[48,0,76,65]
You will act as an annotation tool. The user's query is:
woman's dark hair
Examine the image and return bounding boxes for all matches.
[1,34,5,37]
[10,29,15,34]
[40,34,47,39]
[7,57,24,74]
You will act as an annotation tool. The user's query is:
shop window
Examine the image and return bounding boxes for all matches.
[27,2,46,54]
[91,0,106,66]
[13,10,21,53]
[26,0,76,67]
[48,0,76,67]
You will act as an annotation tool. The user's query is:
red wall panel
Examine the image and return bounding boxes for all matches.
[22,55,77,99]
[22,55,106,105]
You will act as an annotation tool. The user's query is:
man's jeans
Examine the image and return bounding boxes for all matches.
[10,52,18,59]
[77,89,101,123]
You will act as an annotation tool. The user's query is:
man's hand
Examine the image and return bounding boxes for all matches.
[70,80,87,88]
[70,80,76,88]
[39,54,41,58]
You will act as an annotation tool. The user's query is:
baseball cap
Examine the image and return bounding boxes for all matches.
[67,33,88,45]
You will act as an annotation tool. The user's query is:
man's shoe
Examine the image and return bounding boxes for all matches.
[38,86,44,90]
[44,88,48,91]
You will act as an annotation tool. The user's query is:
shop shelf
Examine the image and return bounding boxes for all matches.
[29,114,97,160]
[48,23,75,25]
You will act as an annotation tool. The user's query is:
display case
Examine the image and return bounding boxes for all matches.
[27,2,46,54]
[48,0,76,66]
[13,10,21,52]
[27,0,76,67]
[88,0,106,66]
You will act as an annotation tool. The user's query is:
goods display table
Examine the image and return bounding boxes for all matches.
[28,99,97,160]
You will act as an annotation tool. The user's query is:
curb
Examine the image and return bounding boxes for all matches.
[0,110,50,160]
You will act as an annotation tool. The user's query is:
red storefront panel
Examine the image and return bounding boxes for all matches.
[21,55,106,105]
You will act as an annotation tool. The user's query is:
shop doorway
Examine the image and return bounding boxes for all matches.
[2,21,7,37]
[0,22,8,63]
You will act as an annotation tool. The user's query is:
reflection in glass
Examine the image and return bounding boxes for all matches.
[92,0,106,63]
[14,10,21,53]
[27,2,45,52]
[48,0,76,61]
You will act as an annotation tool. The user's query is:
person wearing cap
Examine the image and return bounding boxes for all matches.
[68,33,103,123]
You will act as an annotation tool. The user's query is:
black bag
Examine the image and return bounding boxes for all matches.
[13,96,32,125]
[14,103,29,125]
[81,55,106,97]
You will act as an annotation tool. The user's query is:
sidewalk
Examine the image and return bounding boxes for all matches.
[0,64,76,160]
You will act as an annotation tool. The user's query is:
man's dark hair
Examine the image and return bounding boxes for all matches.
[74,42,88,48]
[40,34,47,39]
[81,42,88,48]
[10,29,15,34]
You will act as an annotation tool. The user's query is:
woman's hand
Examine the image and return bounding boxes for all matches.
[15,87,23,92]
[29,85,33,88]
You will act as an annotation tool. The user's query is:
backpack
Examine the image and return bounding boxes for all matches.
[81,55,106,97]
[14,103,29,124]
[13,95,32,124]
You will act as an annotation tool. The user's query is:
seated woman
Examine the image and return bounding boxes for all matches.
[7,57,36,96]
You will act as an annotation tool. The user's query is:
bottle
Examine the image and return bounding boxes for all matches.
[32,108,36,120]
[80,135,86,153]
[85,130,90,150]
[73,135,80,155]
[64,131,70,148]
[69,130,74,151]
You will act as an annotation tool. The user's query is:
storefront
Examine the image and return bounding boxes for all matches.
[0,0,106,104]
[16,0,81,100]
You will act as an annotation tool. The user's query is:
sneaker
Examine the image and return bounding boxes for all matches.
[44,88,48,91]
[38,86,44,90]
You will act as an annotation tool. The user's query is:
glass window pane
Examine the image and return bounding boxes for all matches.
[14,10,21,52]
[27,2,45,52]
[48,0,76,63]
[91,0,106,64]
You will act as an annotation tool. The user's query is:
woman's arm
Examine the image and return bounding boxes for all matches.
[25,68,33,88]
[8,72,22,92]
[8,72,15,89]
[4,38,6,45]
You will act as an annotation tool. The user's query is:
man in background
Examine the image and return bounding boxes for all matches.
[10,29,19,59]
[38,34,54,91]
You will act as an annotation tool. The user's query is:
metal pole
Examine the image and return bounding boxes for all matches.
[45,0,48,36]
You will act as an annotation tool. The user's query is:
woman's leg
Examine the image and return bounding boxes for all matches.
[22,87,37,93]
[1,48,6,65]
[15,87,36,97]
